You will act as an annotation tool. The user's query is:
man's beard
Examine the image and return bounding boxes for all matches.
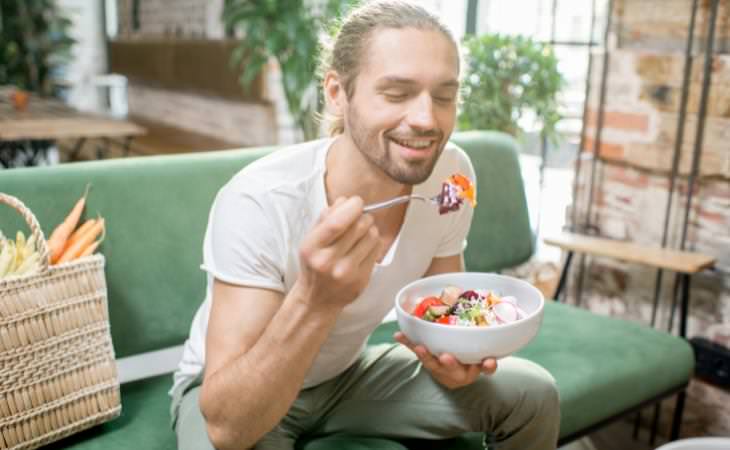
[345,103,445,185]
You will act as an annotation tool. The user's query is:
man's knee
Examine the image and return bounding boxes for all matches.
[473,358,560,426]
[503,359,560,422]
[175,387,217,450]
[523,363,560,413]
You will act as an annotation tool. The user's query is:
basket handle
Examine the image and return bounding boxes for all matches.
[0,193,50,273]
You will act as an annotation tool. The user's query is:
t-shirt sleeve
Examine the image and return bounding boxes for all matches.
[200,185,286,293]
[434,148,477,258]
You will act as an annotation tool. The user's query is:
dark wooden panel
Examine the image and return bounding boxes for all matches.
[108,39,266,102]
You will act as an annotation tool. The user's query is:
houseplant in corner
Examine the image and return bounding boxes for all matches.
[222,0,356,142]
[459,33,564,145]
[0,0,75,97]
[459,33,564,237]
[0,0,75,167]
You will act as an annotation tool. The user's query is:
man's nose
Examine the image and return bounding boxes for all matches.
[406,93,437,131]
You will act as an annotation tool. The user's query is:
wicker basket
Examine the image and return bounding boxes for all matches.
[0,194,121,450]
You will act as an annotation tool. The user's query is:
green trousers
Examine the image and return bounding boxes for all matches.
[170,344,560,450]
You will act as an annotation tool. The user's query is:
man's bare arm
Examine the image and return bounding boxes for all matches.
[198,197,382,450]
[199,280,341,450]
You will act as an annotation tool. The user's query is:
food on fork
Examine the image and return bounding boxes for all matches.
[437,173,477,214]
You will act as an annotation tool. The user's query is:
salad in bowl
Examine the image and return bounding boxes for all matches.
[395,272,544,363]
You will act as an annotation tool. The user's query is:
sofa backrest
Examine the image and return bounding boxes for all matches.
[451,131,534,272]
[0,131,532,358]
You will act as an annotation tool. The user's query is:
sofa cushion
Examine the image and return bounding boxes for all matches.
[44,301,692,449]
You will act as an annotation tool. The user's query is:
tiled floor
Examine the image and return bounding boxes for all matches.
[582,418,662,450]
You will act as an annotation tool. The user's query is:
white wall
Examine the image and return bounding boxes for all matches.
[57,0,108,113]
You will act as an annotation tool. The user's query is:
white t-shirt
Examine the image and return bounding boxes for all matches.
[171,137,476,393]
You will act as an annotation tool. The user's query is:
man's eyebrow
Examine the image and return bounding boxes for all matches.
[375,77,460,88]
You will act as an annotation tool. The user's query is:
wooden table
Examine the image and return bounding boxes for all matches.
[0,87,145,167]
[544,231,716,338]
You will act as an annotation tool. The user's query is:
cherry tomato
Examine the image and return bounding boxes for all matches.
[412,297,443,318]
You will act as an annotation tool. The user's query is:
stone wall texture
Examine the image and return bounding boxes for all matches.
[572,0,730,438]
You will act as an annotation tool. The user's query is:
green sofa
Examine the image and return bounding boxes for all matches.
[0,131,693,449]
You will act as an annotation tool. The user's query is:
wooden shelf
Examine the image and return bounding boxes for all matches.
[544,231,716,274]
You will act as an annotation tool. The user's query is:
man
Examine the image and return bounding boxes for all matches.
[169,1,560,449]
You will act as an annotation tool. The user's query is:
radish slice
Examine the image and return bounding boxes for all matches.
[500,296,518,305]
[514,306,528,319]
[493,301,519,323]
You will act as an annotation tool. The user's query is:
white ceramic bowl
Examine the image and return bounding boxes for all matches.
[395,272,545,364]
[655,438,730,450]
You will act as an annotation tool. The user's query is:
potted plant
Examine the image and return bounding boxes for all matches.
[458,33,564,144]
[459,34,564,237]
[0,0,75,97]
[222,0,355,141]
[0,0,75,168]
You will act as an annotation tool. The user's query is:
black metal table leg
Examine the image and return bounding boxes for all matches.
[679,273,690,339]
[553,251,574,301]
[670,391,686,440]
[650,402,661,445]
[667,273,691,441]
[68,137,87,161]
[122,136,133,157]
[96,137,110,160]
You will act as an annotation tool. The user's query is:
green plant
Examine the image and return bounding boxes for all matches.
[458,34,564,143]
[0,0,75,96]
[222,0,355,141]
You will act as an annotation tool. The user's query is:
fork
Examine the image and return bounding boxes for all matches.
[363,194,439,213]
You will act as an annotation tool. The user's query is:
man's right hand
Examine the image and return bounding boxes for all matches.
[295,196,382,312]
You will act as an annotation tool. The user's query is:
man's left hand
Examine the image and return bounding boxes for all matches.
[394,332,498,389]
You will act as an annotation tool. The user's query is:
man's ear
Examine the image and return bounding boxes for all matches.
[323,70,346,115]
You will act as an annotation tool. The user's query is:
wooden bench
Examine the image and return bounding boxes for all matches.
[544,230,716,441]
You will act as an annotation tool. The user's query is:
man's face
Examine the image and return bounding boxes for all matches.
[343,27,460,185]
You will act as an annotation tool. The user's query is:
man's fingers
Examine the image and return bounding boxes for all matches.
[395,334,489,385]
[307,197,364,248]
[438,353,461,371]
[467,364,481,380]
[317,197,346,223]
[439,354,481,383]
[393,331,412,347]
[339,213,375,256]
[395,334,444,372]
[354,224,381,263]
[413,345,441,371]
[482,358,498,375]
[331,223,380,279]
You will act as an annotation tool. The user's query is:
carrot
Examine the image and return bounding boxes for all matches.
[47,183,91,263]
[79,240,101,258]
[56,217,104,264]
[78,222,106,259]
[52,218,96,264]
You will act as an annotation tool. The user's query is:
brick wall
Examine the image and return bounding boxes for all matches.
[57,0,107,113]
[573,0,730,437]
[116,0,220,38]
